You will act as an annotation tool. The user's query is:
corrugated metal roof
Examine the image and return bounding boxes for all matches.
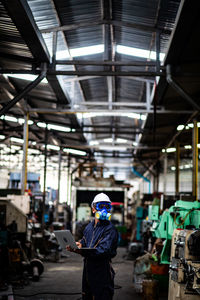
[0,0,185,179]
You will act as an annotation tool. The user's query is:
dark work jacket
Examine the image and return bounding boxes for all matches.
[80,220,118,296]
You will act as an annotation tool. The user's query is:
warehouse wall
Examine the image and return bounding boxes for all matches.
[0,170,9,188]
[158,170,193,195]
[137,169,200,199]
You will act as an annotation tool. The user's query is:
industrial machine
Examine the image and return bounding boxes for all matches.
[168,229,200,300]
[148,200,200,264]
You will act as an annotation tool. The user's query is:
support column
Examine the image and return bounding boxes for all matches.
[55,149,62,222]
[41,127,48,230]
[192,120,198,200]
[163,153,167,195]
[21,113,29,195]
[156,30,161,74]
[67,155,71,205]
[146,82,151,110]
[175,141,180,196]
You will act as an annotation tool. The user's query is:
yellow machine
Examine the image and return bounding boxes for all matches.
[168,229,200,300]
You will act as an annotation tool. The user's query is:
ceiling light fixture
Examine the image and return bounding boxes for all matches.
[98,146,127,151]
[46,144,60,151]
[63,148,87,156]
[77,112,146,120]
[10,137,24,144]
[37,122,72,132]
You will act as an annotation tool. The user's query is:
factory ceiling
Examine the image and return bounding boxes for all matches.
[0,0,199,181]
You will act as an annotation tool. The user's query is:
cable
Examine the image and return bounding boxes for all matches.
[173,209,193,226]
[9,291,82,297]
[10,286,122,297]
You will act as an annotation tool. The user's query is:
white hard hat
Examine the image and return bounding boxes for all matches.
[91,193,111,207]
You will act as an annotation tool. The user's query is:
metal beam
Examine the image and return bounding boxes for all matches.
[56,60,159,67]
[76,101,148,107]
[63,76,100,82]
[1,0,50,62]
[28,108,194,114]
[192,119,198,200]
[63,75,154,83]
[2,0,84,132]
[59,144,164,150]
[49,70,162,77]
[0,66,47,116]
[0,69,163,77]
[40,20,171,35]
[166,65,200,111]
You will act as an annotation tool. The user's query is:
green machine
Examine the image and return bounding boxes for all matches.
[148,200,200,264]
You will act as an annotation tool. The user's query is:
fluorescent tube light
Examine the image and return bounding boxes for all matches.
[77,112,146,120]
[47,124,71,132]
[89,140,99,146]
[166,147,176,153]
[99,146,127,151]
[10,137,24,144]
[46,145,60,151]
[37,122,46,128]
[63,148,86,156]
[177,125,184,131]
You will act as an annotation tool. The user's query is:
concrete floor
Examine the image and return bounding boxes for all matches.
[12,247,168,300]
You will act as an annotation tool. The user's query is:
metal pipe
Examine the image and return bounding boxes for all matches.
[192,120,198,200]
[132,167,151,194]
[21,113,29,195]
[0,66,47,116]
[166,65,200,111]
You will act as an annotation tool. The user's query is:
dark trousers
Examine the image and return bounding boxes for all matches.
[82,258,114,300]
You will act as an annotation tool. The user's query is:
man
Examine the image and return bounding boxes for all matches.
[67,193,118,300]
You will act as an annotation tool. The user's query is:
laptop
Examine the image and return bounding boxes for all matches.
[54,230,95,253]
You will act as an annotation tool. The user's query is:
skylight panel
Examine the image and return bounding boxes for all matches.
[6,74,48,83]
[56,44,104,59]
[116,45,165,61]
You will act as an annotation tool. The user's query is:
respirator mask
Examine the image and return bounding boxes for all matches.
[95,202,112,221]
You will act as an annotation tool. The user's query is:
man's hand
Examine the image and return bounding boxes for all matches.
[66,245,74,252]
[66,242,82,254]
[76,242,82,249]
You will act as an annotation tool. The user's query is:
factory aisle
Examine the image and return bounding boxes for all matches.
[13,247,143,300]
